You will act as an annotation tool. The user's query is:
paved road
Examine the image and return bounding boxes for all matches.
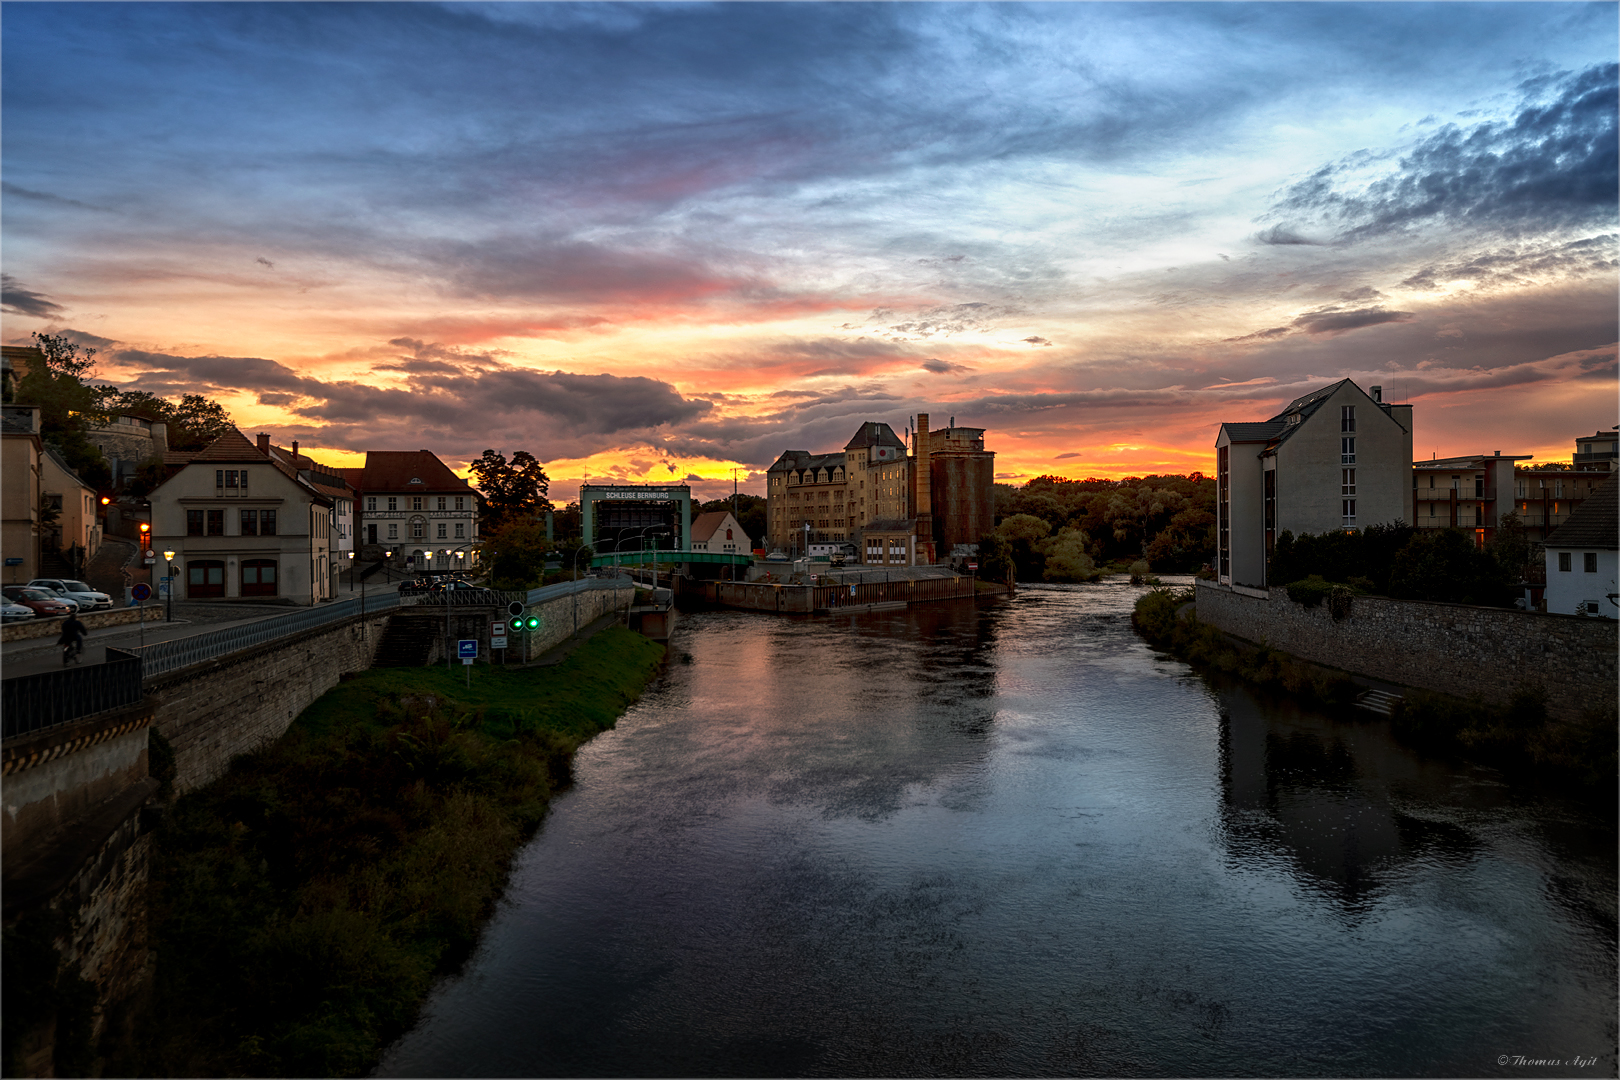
[1,580,400,680]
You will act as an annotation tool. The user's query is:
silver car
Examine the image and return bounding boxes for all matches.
[1,600,36,622]
[26,578,113,612]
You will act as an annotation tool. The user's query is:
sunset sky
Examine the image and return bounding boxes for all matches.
[3,2,1615,501]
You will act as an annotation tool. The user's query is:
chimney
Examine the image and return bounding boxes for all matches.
[291,440,299,460]
[1370,385,1382,402]
[914,413,932,561]
[256,432,270,455]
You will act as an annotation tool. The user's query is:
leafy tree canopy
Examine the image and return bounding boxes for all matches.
[469,450,551,532]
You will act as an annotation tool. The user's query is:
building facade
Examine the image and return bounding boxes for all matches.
[344,451,481,573]
[150,429,336,604]
[1216,380,1414,588]
[1542,473,1617,618]
[2,405,43,585]
[40,445,101,573]
[689,510,748,556]
[1412,452,1528,546]
[765,413,992,564]
[1572,430,1618,472]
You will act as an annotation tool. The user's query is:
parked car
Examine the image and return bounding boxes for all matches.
[2,586,74,618]
[398,578,434,595]
[27,578,112,612]
[1,600,38,622]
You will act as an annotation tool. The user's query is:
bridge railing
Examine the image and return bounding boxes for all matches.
[122,591,404,680]
[2,649,145,739]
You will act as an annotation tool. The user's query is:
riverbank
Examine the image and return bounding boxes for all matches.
[1133,588,1617,796]
[112,627,665,1078]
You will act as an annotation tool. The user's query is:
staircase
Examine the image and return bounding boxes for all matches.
[1355,689,1403,717]
[371,613,440,667]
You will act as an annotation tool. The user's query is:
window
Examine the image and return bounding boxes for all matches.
[411,520,424,539]
[387,496,398,511]
[412,496,423,510]
[261,509,276,535]
[437,522,447,539]
[454,523,464,539]
[1342,469,1356,496]
[366,496,377,512]
[187,560,225,598]
[388,523,398,540]
[187,509,204,536]
[455,496,464,511]
[1558,552,1572,572]
[437,497,446,511]
[241,509,258,536]
[1341,405,1355,432]
[1342,499,1356,525]
[241,559,277,597]
[1341,437,1356,465]
[206,509,225,536]
[1584,552,1598,573]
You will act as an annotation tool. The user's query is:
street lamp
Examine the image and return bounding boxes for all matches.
[348,551,365,637]
[162,550,176,621]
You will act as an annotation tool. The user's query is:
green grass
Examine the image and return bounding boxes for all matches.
[118,627,664,1078]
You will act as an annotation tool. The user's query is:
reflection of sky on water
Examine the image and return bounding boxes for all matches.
[382,582,1615,1079]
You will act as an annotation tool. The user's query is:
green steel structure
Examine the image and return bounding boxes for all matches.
[590,549,751,568]
[579,483,692,552]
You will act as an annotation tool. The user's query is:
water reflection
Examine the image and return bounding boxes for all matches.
[381,583,1616,1079]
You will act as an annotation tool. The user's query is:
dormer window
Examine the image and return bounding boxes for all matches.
[1286,413,1300,425]
[409,477,423,484]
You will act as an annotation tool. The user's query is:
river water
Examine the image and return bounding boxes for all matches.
[380,581,1616,1077]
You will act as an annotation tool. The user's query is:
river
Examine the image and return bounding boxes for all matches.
[379,580,1617,1077]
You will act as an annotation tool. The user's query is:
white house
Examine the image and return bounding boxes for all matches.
[1216,380,1414,588]
[689,510,749,556]
[149,428,337,604]
[1543,473,1617,619]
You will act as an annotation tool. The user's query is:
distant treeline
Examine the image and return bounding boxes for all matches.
[978,473,1216,582]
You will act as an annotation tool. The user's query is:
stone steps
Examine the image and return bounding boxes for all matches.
[1355,689,1403,717]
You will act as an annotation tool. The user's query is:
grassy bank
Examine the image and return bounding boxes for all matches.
[118,627,665,1078]
[1133,589,1616,795]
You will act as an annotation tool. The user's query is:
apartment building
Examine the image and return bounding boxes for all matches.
[1412,452,1529,546]
[343,450,480,574]
[1216,380,1414,589]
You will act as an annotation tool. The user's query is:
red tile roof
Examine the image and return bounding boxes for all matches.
[354,450,476,495]
[163,427,267,465]
[690,511,730,543]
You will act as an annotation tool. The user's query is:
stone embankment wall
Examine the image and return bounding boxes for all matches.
[1194,580,1617,721]
[146,614,391,793]
[514,582,631,658]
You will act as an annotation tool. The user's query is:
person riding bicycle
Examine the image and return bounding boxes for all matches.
[58,611,88,663]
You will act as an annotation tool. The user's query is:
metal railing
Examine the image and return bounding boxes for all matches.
[2,648,145,739]
[123,591,404,679]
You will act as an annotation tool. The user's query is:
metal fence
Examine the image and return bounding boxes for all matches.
[2,648,145,739]
[122,590,404,680]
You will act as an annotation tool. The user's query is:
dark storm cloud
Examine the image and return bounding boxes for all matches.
[1275,63,1619,240]
[1,274,63,317]
[1254,225,1321,246]
[1224,306,1413,343]
[921,358,971,374]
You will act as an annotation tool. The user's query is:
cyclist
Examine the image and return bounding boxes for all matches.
[58,611,88,664]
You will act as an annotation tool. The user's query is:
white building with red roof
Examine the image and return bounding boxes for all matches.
[148,428,342,604]
[343,450,481,574]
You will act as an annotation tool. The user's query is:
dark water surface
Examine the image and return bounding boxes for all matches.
[380,582,1616,1077]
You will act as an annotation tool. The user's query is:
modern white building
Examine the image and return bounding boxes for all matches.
[1216,380,1414,589]
[689,510,749,555]
[1543,473,1618,619]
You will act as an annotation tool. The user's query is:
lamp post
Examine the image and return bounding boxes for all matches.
[348,551,365,637]
[443,549,454,671]
[163,550,176,621]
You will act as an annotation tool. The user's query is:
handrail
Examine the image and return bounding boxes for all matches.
[2,651,145,739]
[122,591,403,679]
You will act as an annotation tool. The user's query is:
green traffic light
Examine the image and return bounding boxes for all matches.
[525,616,541,630]
[510,617,523,631]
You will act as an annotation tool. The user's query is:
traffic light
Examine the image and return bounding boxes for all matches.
[525,616,541,630]
[510,616,524,631]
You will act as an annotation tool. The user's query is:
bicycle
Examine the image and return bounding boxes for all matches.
[61,638,84,665]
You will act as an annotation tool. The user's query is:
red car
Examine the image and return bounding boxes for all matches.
[2,586,73,617]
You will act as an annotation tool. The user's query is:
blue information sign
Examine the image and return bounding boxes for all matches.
[457,639,479,659]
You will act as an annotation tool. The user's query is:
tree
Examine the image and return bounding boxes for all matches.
[1388,528,1512,606]
[1486,510,1532,583]
[483,521,553,590]
[699,494,767,549]
[468,450,551,532]
[1042,527,1102,582]
[975,532,1014,585]
[1143,508,1216,571]
[16,333,111,487]
[995,513,1051,581]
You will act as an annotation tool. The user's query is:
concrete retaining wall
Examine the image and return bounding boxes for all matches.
[145,614,390,793]
[1194,579,1617,721]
